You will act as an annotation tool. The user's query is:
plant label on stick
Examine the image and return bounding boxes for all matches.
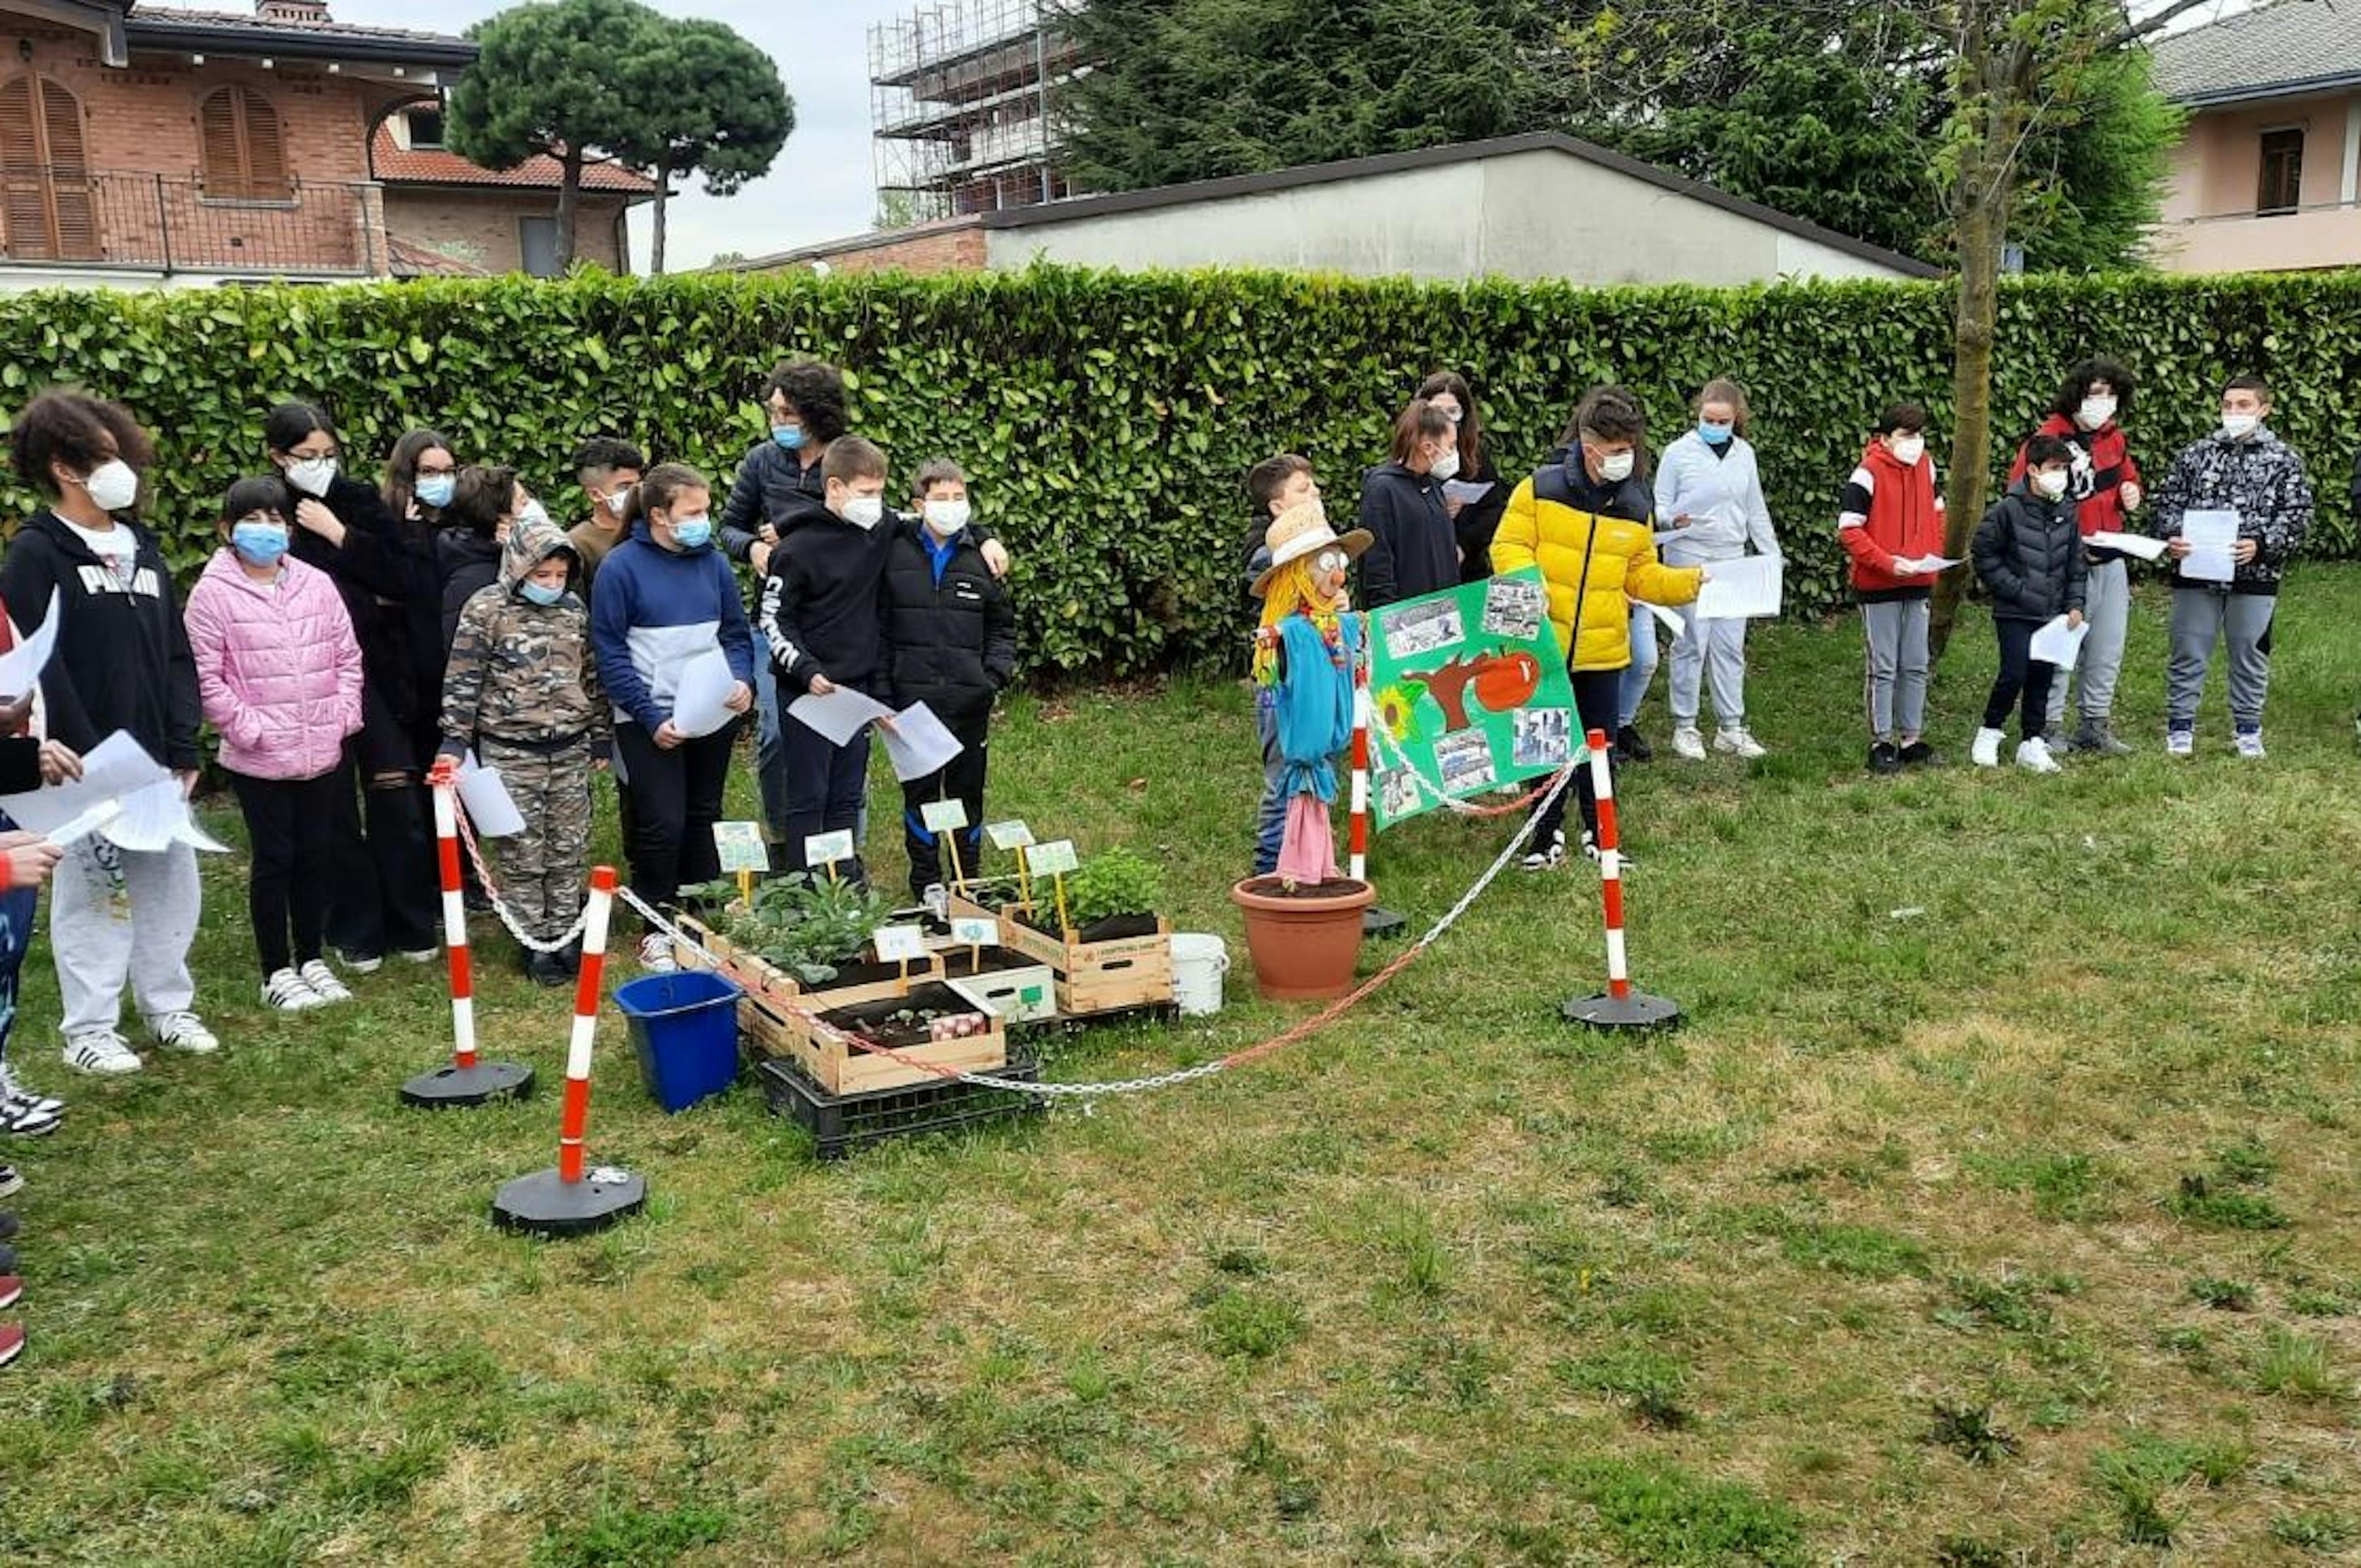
[921,799,969,833]
[712,821,767,905]
[873,923,928,988]
[1028,839,1079,876]
[984,820,1033,850]
[805,830,855,884]
[950,916,997,948]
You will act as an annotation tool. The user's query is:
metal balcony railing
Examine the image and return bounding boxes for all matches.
[0,166,382,276]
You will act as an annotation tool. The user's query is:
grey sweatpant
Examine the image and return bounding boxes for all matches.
[2167,587,2275,733]
[1668,605,1748,730]
[2045,558,2131,730]
[1860,597,1931,742]
[53,836,199,1039]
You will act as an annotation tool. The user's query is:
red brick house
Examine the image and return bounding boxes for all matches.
[0,0,647,288]
[373,103,649,278]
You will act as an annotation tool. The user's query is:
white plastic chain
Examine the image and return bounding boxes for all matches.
[1369,720,1528,816]
[451,804,594,956]
[609,762,1573,1101]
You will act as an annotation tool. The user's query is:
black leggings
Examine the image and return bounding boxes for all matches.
[230,770,343,978]
[1532,668,1623,847]
[1983,618,2056,740]
[614,718,739,930]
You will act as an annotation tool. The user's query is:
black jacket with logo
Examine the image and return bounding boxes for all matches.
[1973,479,2088,623]
[0,509,201,769]
[879,521,1016,728]
[760,510,896,695]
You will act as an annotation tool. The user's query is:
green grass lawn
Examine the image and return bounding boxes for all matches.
[6,568,2361,1567]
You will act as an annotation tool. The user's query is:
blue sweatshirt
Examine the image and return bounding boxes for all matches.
[589,518,757,733]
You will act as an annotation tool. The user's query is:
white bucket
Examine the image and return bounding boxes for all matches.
[1170,933,1229,1016]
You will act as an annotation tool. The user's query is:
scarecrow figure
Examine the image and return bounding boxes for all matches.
[1251,500,1370,888]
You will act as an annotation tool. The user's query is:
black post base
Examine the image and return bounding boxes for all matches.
[490,1166,646,1238]
[1363,905,1409,939]
[1560,990,1684,1032]
[399,1059,535,1109]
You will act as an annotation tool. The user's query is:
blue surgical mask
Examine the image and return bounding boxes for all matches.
[231,518,290,565]
[519,580,565,606]
[669,515,713,550]
[771,423,805,452]
[415,474,456,509]
[1699,421,1735,446]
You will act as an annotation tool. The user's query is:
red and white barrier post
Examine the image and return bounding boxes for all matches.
[1561,728,1683,1031]
[1351,656,1407,938]
[400,757,536,1107]
[492,867,645,1236]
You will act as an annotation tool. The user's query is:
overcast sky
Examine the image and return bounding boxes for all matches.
[156,0,919,272]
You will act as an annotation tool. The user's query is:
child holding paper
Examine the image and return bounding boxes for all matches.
[440,511,608,985]
[590,463,757,971]
[1970,437,2085,774]
[881,460,1017,902]
[1838,403,1948,775]
[185,478,364,1011]
[1654,378,1780,761]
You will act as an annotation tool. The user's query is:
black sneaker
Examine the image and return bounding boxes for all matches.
[0,1243,13,1274]
[1900,740,1942,769]
[526,950,575,988]
[1614,725,1654,764]
[1867,741,1903,775]
[0,1212,17,1243]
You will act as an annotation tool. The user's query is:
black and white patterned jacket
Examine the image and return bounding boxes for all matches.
[2152,428,2314,595]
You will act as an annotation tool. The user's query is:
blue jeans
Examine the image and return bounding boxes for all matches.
[1618,602,1659,730]
[755,659,791,840]
[1253,695,1286,876]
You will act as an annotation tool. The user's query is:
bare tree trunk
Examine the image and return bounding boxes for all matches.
[555,147,583,270]
[650,159,670,275]
[1931,138,2004,658]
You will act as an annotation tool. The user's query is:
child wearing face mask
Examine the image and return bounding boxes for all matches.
[1357,399,1461,609]
[436,466,526,657]
[760,437,903,882]
[1838,403,1949,776]
[1970,436,2086,774]
[184,478,364,1011]
[879,460,1017,903]
[440,513,607,985]
[0,390,217,1073]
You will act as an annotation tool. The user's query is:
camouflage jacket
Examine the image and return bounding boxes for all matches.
[439,514,608,754]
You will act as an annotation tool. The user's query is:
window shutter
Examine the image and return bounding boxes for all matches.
[199,87,245,196]
[242,90,287,195]
[0,77,40,256]
[201,88,291,200]
[0,75,94,261]
[39,77,95,258]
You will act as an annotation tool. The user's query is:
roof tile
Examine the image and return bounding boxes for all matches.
[2152,0,2361,104]
[371,126,654,194]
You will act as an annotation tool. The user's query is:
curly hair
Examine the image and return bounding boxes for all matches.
[764,359,849,445]
[2051,359,2134,423]
[8,390,154,497]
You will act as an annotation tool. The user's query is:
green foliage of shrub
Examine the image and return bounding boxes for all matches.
[5,267,2356,676]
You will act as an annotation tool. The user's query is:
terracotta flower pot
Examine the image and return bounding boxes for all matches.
[1229,876,1375,1001]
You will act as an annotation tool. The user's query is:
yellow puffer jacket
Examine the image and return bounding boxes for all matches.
[1492,463,1704,671]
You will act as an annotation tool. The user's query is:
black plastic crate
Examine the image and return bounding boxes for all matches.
[755,1050,1046,1159]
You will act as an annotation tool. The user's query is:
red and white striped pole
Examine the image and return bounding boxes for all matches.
[1351,647,1406,938]
[492,865,645,1236]
[400,757,534,1107]
[1561,728,1682,1031]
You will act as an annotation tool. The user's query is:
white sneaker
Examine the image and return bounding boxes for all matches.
[638,933,679,971]
[1520,831,1567,872]
[261,969,326,1012]
[1670,726,1707,761]
[399,947,441,965]
[333,947,384,975]
[2166,729,2194,757]
[147,1013,220,1055]
[1971,727,2004,768]
[2234,730,2266,759]
[63,1030,141,1076]
[297,961,354,1005]
[0,1064,63,1119]
[1713,727,1767,760]
[2015,737,2062,774]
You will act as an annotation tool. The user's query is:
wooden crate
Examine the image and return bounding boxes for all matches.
[670,914,944,1012]
[776,983,1010,1095]
[998,912,1175,1016]
[944,963,1058,1025]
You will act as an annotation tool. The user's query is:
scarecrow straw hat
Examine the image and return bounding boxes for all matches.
[1251,499,1371,598]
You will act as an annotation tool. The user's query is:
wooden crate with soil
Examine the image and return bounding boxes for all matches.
[784,980,1009,1095]
[995,847,1175,1017]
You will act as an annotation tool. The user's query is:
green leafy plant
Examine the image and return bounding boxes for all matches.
[686,873,895,988]
[1065,845,1167,930]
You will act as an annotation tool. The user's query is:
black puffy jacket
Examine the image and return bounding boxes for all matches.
[1973,480,2088,623]
[879,522,1015,726]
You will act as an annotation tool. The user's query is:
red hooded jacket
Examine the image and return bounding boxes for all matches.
[2008,413,2141,550]
[1838,440,1947,597]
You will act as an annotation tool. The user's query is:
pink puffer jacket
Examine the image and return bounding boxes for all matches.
[183,549,362,780]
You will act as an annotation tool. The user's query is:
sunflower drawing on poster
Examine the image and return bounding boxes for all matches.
[1367,568,1578,829]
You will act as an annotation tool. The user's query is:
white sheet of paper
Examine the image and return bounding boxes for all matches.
[101,778,230,854]
[2028,614,2090,671]
[788,685,893,746]
[667,647,738,740]
[0,588,62,700]
[0,731,169,838]
[2086,530,2168,563]
[455,752,527,838]
[879,701,965,783]
[1643,602,1686,636]
[1890,554,1963,576]
[44,798,121,848]
[1694,554,1783,621]
[2181,510,2239,582]
[1442,479,1496,506]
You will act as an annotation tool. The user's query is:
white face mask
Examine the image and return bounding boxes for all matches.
[1597,451,1635,484]
[84,459,138,513]
[1428,447,1461,483]
[604,489,630,518]
[517,499,550,530]
[287,456,338,497]
[2076,396,2117,430]
[2033,468,2070,499]
[841,496,884,530]
[2221,412,2260,440]
[1890,435,1926,467]
[922,499,970,537]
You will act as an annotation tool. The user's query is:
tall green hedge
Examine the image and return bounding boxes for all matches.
[1,267,2353,676]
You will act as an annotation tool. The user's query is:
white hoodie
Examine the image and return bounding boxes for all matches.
[1653,430,1780,566]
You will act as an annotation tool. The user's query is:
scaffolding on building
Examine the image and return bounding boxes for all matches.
[869,0,1080,223]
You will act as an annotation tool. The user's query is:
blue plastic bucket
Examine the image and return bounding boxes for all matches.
[614,970,743,1114]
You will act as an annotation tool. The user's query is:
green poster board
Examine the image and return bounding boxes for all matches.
[1366,568,1578,830]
